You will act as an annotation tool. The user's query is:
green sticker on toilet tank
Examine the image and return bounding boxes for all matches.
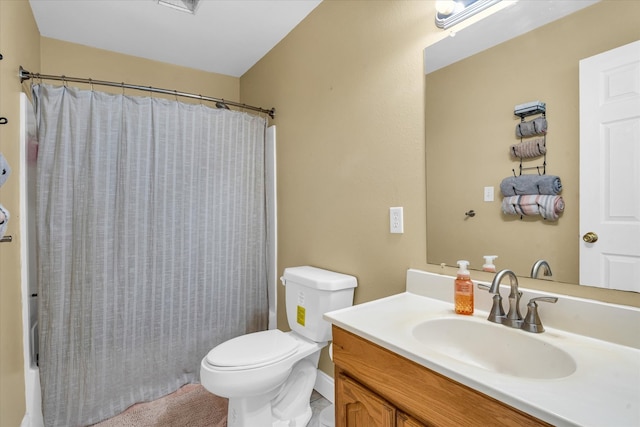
[297,305,306,326]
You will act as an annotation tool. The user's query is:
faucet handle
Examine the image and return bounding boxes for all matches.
[478,284,505,324]
[530,296,558,304]
[522,297,558,333]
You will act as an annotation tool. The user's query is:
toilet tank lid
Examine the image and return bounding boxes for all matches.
[281,266,357,291]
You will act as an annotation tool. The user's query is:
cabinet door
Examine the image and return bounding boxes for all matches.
[337,373,395,427]
[397,412,427,427]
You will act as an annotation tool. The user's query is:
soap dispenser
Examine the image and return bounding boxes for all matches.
[455,260,474,315]
[482,255,498,273]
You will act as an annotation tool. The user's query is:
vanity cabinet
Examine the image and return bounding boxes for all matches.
[338,373,425,427]
[332,326,550,427]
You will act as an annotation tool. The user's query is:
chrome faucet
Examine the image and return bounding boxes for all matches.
[531,259,552,279]
[488,269,523,329]
[479,269,559,333]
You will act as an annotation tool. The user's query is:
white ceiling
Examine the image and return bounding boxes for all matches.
[28,0,323,78]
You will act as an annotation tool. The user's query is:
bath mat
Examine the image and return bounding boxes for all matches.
[92,384,227,427]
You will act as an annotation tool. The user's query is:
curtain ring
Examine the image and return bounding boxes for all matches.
[121,82,125,95]
[88,78,94,92]
[62,75,67,87]
[174,90,178,102]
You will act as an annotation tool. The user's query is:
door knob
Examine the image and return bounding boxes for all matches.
[583,232,598,243]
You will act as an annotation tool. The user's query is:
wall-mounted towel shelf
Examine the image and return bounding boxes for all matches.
[502,101,564,221]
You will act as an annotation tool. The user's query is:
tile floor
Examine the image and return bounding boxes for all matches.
[308,390,332,427]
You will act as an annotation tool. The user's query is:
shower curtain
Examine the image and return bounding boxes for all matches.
[33,83,269,427]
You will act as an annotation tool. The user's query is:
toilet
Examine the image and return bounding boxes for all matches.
[200,266,357,427]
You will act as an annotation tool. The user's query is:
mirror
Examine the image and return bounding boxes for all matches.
[425,0,639,289]
[434,0,501,29]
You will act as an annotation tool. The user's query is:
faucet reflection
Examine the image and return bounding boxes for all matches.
[531,259,553,279]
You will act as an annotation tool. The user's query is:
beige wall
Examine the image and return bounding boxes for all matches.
[241,1,436,375]
[40,37,239,101]
[426,0,640,284]
[0,1,40,424]
[240,0,640,379]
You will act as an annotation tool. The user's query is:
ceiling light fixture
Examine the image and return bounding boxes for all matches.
[157,0,200,14]
[435,1,459,16]
[435,0,502,29]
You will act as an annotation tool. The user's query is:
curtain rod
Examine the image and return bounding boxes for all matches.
[19,66,275,119]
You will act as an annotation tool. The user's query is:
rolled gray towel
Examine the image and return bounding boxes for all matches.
[500,175,562,196]
[516,117,548,138]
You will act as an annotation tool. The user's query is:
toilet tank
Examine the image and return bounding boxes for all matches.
[281,266,357,343]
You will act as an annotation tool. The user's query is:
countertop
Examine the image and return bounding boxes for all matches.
[324,269,640,427]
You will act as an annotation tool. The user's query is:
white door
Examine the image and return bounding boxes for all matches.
[579,40,640,291]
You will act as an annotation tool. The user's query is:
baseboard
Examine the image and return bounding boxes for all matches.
[314,369,335,403]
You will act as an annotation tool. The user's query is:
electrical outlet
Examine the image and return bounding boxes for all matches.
[390,207,404,234]
[484,186,494,202]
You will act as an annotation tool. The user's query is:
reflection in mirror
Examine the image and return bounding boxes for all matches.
[434,0,501,29]
[424,0,640,292]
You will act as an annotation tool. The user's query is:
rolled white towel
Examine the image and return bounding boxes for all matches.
[0,204,9,238]
[502,195,564,221]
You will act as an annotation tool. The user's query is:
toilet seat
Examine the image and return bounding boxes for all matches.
[205,329,299,370]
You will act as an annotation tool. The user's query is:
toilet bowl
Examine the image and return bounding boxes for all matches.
[200,266,357,427]
[319,342,336,427]
[201,330,324,426]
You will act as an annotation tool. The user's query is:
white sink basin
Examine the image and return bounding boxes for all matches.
[412,317,576,379]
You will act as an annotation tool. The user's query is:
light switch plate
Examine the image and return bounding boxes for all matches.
[484,186,494,202]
